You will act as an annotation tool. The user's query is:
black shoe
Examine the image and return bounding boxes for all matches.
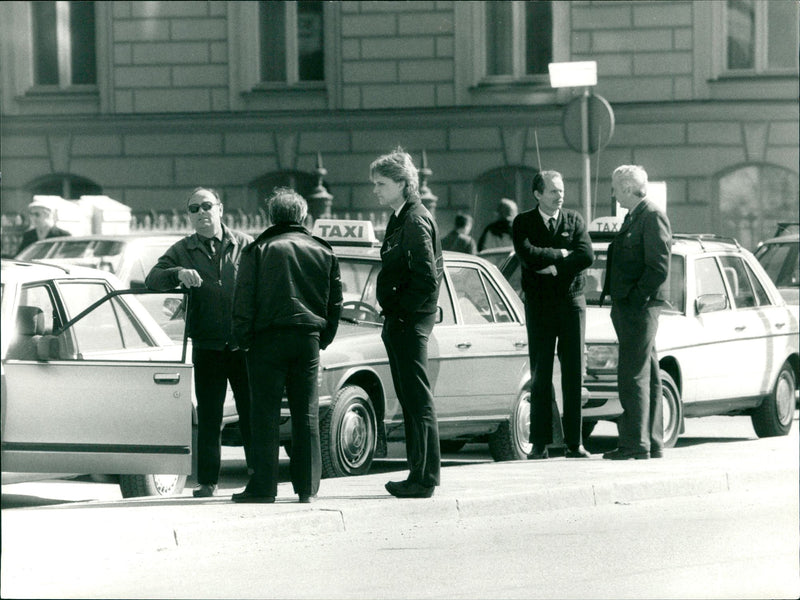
[602,448,649,460]
[192,484,217,498]
[385,480,434,498]
[650,448,663,459]
[298,494,317,504]
[528,446,549,460]
[565,445,591,458]
[232,490,276,503]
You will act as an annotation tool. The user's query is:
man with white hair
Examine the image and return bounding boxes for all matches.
[17,199,71,254]
[601,165,672,460]
[232,187,342,504]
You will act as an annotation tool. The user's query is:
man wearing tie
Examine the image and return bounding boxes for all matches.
[512,171,594,460]
[601,165,672,460]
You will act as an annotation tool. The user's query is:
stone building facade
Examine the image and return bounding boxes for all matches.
[1,0,797,252]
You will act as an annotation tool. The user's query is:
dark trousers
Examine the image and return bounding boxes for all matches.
[192,346,252,485]
[247,332,321,497]
[525,295,586,449]
[610,300,664,453]
[382,313,440,488]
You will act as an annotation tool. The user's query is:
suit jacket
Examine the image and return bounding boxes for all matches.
[602,198,672,308]
[17,226,71,254]
[441,230,477,254]
[512,207,594,302]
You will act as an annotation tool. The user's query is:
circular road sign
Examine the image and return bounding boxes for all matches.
[561,93,615,154]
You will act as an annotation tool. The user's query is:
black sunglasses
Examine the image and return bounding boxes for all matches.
[188,202,218,213]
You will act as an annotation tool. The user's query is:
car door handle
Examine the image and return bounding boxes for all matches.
[734,325,746,332]
[154,373,181,385]
[456,342,472,349]
[514,341,528,348]
[774,322,786,329]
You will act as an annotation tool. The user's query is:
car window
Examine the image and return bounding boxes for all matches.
[7,285,59,360]
[437,278,456,325]
[667,254,685,313]
[584,250,607,306]
[129,242,174,285]
[743,261,771,306]
[695,257,729,312]
[483,273,514,323]
[719,256,756,309]
[338,259,383,323]
[449,266,493,325]
[58,281,152,355]
[51,240,94,259]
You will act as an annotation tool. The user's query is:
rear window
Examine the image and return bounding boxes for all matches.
[755,241,799,289]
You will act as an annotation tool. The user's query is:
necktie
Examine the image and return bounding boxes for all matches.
[205,237,217,256]
[548,217,556,234]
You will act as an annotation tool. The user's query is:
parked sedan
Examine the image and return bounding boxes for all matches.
[754,231,799,306]
[1,259,194,497]
[500,233,799,446]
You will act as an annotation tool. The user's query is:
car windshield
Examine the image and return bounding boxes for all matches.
[337,258,383,325]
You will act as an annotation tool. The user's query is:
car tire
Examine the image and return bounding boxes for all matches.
[751,362,795,438]
[661,370,682,448]
[119,473,187,498]
[440,440,467,453]
[320,385,377,478]
[488,389,532,461]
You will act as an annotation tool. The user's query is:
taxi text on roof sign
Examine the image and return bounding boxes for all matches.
[312,219,379,247]
[589,216,625,233]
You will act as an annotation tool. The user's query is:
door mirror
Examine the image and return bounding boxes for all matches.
[695,293,728,314]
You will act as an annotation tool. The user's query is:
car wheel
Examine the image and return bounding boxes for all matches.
[661,370,682,448]
[488,389,532,461]
[119,474,187,498]
[440,440,467,453]
[751,362,795,438]
[320,385,377,478]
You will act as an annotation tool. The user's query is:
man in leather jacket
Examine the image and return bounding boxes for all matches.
[231,188,342,503]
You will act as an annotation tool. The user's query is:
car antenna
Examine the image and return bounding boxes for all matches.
[593,122,602,219]
[534,128,543,172]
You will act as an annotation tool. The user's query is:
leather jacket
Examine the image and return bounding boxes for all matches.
[232,223,342,350]
[377,200,443,320]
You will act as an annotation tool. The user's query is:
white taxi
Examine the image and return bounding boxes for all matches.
[1,259,194,497]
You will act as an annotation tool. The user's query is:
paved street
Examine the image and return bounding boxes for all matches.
[2,414,798,599]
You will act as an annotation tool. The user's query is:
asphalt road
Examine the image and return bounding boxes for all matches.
[0,414,793,506]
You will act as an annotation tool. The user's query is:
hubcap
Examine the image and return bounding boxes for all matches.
[152,474,180,495]
[515,392,532,456]
[339,403,373,468]
[775,371,794,426]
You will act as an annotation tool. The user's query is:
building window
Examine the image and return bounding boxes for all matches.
[725,0,798,73]
[31,1,96,87]
[718,164,798,249]
[258,0,324,86]
[484,0,552,81]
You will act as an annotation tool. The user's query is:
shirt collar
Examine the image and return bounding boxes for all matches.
[538,207,560,223]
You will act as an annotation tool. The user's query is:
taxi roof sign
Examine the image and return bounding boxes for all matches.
[588,216,625,234]
[312,219,379,247]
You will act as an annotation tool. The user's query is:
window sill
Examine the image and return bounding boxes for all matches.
[238,85,329,111]
[14,86,100,115]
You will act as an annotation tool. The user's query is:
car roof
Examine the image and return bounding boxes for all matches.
[1,258,120,283]
[757,233,800,246]
[25,233,185,243]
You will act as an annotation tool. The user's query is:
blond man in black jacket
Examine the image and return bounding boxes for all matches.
[231,188,342,503]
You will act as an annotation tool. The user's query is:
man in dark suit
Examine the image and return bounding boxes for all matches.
[441,213,477,254]
[17,200,71,255]
[512,171,594,460]
[601,165,672,460]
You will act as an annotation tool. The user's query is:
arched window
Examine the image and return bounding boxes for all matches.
[472,166,538,246]
[717,164,798,249]
[27,173,102,200]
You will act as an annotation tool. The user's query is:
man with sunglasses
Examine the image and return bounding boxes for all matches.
[146,187,254,498]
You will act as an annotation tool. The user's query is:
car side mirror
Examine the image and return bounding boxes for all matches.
[435,305,443,324]
[695,293,728,314]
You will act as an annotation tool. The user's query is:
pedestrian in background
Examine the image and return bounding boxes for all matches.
[372,147,444,499]
[478,198,517,251]
[231,188,342,504]
[512,171,594,460]
[601,165,672,460]
[17,199,71,255]
[441,212,477,254]
[146,187,254,497]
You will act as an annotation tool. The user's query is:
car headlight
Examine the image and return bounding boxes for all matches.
[585,344,618,370]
